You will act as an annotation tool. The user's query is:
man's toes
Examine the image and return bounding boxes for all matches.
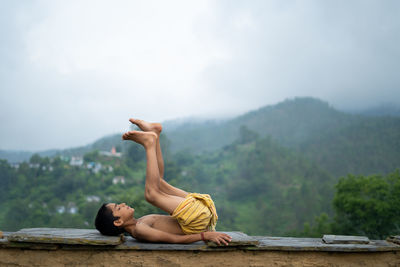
[122,132,133,139]
[129,118,141,124]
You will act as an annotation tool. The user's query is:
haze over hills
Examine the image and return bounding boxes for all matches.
[1,97,400,177]
[163,97,400,177]
[164,98,353,152]
[0,134,127,164]
[1,97,399,236]
[164,97,400,152]
[346,103,400,117]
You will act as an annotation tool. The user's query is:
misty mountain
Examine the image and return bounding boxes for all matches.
[348,103,400,117]
[0,134,124,163]
[0,149,60,164]
[164,97,400,177]
[1,97,399,235]
[162,98,352,153]
[2,97,400,178]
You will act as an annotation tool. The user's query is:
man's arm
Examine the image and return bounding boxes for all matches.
[134,223,231,245]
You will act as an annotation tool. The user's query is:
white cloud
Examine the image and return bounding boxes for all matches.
[25,1,225,85]
[1,0,399,150]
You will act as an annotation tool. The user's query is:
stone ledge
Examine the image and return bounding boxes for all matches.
[387,235,400,245]
[7,228,123,246]
[1,249,399,267]
[1,228,400,253]
[322,235,370,244]
[252,236,399,252]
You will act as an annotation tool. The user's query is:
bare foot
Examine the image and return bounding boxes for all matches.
[122,131,157,148]
[129,118,162,135]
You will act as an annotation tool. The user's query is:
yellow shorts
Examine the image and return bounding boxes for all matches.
[171,193,218,234]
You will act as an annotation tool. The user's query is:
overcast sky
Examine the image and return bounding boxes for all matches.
[1,0,399,151]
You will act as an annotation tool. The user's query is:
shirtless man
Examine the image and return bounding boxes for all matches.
[95,118,232,245]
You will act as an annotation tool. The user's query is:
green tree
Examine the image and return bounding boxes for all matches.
[83,150,100,162]
[293,213,332,237]
[333,170,400,239]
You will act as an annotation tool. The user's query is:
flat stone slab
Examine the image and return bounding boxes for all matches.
[8,228,123,246]
[2,229,400,252]
[206,231,259,247]
[117,236,209,251]
[322,235,369,244]
[251,236,400,252]
[115,232,258,250]
[5,230,255,249]
[387,235,400,245]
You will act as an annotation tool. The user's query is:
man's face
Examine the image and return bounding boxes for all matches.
[107,203,135,222]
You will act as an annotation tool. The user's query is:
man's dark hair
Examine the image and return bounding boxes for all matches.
[95,203,125,236]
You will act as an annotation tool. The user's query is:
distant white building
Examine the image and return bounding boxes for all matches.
[41,165,53,171]
[86,195,101,202]
[60,156,70,162]
[86,162,102,173]
[29,163,40,168]
[56,203,78,214]
[112,176,126,185]
[100,146,122,158]
[107,165,114,172]
[69,206,78,214]
[56,206,65,214]
[70,156,83,166]
[10,163,20,169]
[67,202,78,214]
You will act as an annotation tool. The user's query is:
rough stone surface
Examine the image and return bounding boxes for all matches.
[387,235,400,245]
[323,234,370,244]
[0,228,400,267]
[253,236,399,252]
[8,228,123,246]
[0,249,399,267]
[206,231,259,247]
[1,229,400,266]
[2,229,400,253]
[113,232,258,250]
[6,230,256,249]
[117,235,208,250]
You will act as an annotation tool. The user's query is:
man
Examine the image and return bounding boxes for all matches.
[95,118,232,245]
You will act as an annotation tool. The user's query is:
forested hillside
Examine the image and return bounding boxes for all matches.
[163,98,355,153]
[170,128,335,235]
[0,97,399,238]
[0,131,334,235]
[165,97,400,177]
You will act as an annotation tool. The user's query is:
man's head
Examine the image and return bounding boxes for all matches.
[95,203,135,236]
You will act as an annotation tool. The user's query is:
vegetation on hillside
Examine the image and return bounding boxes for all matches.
[0,98,399,238]
[165,98,400,177]
[295,170,400,239]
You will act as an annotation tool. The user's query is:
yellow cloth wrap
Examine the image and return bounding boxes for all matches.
[171,193,218,234]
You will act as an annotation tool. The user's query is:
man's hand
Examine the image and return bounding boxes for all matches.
[204,232,232,245]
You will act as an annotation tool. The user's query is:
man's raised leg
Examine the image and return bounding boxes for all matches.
[122,130,184,214]
[129,118,188,198]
